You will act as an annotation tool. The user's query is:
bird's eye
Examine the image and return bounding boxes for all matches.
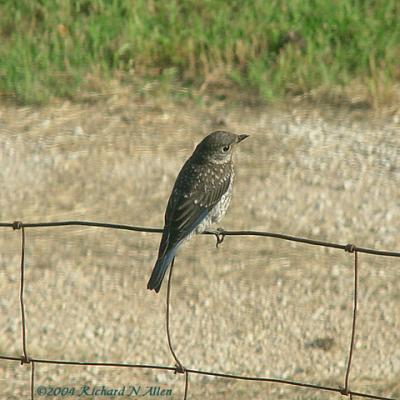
[222,145,230,152]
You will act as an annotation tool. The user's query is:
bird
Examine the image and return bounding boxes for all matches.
[147,130,249,293]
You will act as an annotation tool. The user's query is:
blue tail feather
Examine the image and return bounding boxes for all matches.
[147,245,179,292]
[148,209,209,293]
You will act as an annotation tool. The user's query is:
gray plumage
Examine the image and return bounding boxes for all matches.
[147,130,249,292]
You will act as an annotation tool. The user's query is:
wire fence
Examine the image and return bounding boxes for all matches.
[0,220,399,400]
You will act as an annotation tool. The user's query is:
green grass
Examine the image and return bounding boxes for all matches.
[0,0,399,104]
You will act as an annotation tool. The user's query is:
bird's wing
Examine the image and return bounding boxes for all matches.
[158,162,232,259]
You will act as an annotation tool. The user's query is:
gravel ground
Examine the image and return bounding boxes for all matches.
[0,93,399,399]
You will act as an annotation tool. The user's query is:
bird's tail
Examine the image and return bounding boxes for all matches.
[147,246,178,293]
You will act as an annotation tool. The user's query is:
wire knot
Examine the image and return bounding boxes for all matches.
[339,386,349,395]
[344,243,356,253]
[174,363,185,374]
[13,221,23,230]
[20,355,30,365]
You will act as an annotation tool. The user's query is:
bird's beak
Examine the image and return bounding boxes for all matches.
[237,134,249,143]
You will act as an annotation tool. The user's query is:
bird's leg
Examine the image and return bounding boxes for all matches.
[208,227,226,248]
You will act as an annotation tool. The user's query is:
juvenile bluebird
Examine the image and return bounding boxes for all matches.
[147,131,249,293]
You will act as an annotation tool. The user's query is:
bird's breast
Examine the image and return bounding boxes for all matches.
[195,174,234,233]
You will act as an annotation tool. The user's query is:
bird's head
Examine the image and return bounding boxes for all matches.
[194,131,249,164]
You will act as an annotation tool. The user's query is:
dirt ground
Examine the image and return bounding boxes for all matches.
[0,89,399,399]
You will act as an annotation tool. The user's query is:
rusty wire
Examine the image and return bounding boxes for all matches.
[14,223,29,364]
[0,220,399,400]
[166,258,185,374]
[343,249,358,395]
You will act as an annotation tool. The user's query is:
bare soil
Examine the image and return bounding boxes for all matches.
[0,90,399,399]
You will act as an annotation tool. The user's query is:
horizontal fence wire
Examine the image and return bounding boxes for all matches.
[0,220,399,400]
[1,220,399,257]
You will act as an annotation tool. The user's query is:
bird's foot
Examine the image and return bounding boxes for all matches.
[208,227,226,248]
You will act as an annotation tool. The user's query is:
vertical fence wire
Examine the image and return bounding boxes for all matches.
[166,257,185,373]
[343,249,359,395]
[15,223,29,364]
